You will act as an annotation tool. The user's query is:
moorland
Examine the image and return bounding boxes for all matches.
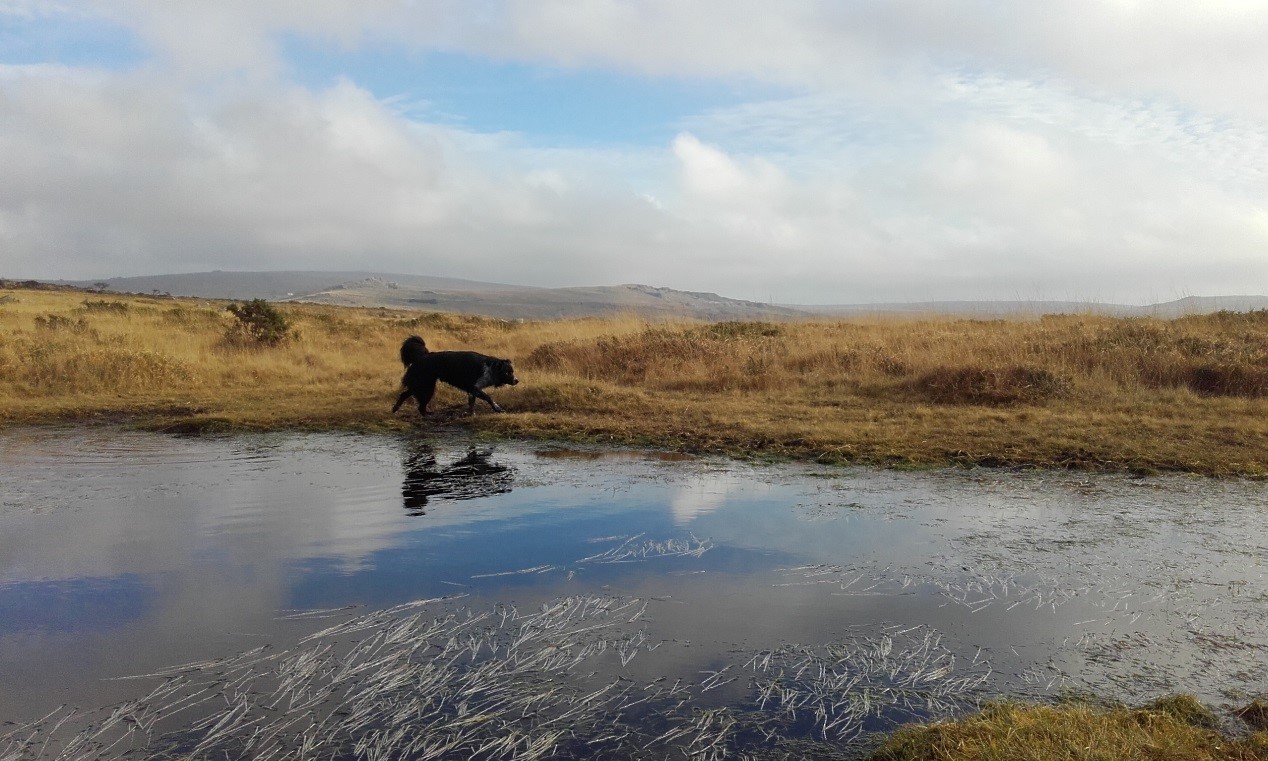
[2,286,1266,476]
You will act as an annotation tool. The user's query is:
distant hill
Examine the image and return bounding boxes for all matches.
[60,271,522,301]
[794,300,1136,317]
[38,270,1268,321]
[793,296,1268,318]
[57,271,805,321]
[295,277,807,321]
[1134,295,1268,318]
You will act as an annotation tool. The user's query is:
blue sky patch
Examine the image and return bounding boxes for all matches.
[0,575,155,634]
[282,40,787,147]
[0,13,145,69]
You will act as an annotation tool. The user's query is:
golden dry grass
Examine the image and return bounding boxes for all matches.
[869,696,1268,761]
[2,286,1267,474]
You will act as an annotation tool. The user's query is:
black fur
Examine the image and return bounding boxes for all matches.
[400,335,429,367]
[392,337,519,416]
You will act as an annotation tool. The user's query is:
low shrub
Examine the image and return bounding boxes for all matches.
[162,306,222,327]
[785,347,861,374]
[394,312,520,339]
[1095,320,1177,354]
[80,300,130,314]
[1184,364,1268,398]
[524,341,569,371]
[871,348,911,377]
[693,320,784,341]
[911,366,1067,405]
[225,299,293,346]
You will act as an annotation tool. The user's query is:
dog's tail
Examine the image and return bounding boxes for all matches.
[400,335,429,368]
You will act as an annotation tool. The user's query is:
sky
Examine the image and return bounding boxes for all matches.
[1,2,1266,305]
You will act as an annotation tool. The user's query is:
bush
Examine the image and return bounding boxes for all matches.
[226,299,293,346]
[1184,364,1268,397]
[693,321,784,341]
[911,366,1067,405]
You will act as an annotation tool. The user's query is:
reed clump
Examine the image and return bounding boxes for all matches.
[1147,694,1221,730]
[1239,700,1268,732]
[2,287,1267,474]
[870,697,1268,761]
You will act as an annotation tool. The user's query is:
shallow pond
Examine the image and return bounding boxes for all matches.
[1,428,1265,759]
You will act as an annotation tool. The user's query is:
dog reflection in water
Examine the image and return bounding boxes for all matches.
[402,444,514,516]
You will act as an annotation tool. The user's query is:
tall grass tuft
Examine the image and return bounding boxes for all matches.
[1239,699,1268,731]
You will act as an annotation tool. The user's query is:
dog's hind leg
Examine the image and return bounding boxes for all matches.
[392,389,412,413]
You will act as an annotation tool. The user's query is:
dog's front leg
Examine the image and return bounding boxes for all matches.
[470,388,504,413]
[416,378,437,415]
[392,389,412,413]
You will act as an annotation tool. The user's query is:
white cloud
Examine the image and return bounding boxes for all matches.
[61,1,1268,119]
[668,474,746,525]
[0,64,676,284]
[3,3,1267,302]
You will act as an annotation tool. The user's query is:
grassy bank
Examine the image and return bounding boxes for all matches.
[870,695,1268,761]
[2,286,1267,475]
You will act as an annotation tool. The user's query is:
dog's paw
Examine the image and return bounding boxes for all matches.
[492,403,505,413]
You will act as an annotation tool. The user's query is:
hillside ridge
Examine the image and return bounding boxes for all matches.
[38,271,1268,320]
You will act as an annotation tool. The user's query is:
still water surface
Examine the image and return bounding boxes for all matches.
[1,428,1265,757]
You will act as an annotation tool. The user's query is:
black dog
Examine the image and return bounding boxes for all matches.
[392,335,519,416]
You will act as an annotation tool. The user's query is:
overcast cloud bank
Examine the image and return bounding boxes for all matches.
[2,1,1266,304]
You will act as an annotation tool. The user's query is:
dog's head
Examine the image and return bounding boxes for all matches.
[493,358,519,387]
[400,335,429,367]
